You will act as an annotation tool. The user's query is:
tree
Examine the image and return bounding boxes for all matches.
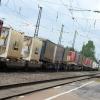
[81,40,96,61]
[66,46,75,51]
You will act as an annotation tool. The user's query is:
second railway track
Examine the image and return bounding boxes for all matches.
[0,72,100,100]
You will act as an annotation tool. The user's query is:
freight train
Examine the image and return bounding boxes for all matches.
[0,25,99,71]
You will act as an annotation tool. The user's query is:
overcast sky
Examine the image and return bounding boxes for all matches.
[0,0,100,59]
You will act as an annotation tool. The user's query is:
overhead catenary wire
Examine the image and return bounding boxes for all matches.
[60,0,100,31]
[1,0,64,36]
[59,0,94,46]
[1,0,99,41]
[74,0,98,30]
[74,0,91,32]
[2,0,98,31]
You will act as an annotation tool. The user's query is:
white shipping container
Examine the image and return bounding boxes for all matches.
[0,26,24,59]
[92,62,98,69]
[22,36,43,63]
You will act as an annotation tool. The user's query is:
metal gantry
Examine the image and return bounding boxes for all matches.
[72,30,77,49]
[34,6,42,37]
[58,24,64,45]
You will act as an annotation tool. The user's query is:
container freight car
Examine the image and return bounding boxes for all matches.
[53,45,65,70]
[40,40,56,70]
[0,23,98,72]
[66,51,80,70]
[0,26,25,68]
[82,57,93,70]
[22,36,43,68]
[54,45,64,63]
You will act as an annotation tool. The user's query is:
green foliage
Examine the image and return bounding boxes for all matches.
[66,46,75,51]
[81,40,96,61]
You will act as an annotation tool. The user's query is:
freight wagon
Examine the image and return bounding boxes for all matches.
[82,57,93,71]
[0,23,98,72]
[53,44,65,71]
[0,26,25,69]
[64,50,94,71]
[22,36,43,68]
[61,49,83,71]
[40,39,56,70]
[66,51,79,70]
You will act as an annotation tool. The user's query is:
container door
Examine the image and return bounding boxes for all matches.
[0,27,9,57]
[7,29,24,59]
[67,51,76,62]
[30,37,43,63]
[22,36,32,60]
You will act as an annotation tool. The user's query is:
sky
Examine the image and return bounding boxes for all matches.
[0,0,100,59]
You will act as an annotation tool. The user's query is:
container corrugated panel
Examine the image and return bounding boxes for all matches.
[77,53,83,65]
[40,40,56,63]
[0,27,10,57]
[83,58,93,67]
[88,59,93,67]
[30,37,43,62]
[67,51,76,62]
[22,36,32,60]
[92,62,98,69]
[54,45,64,63]
[63,48,69,63]
[67,51,79,65]
[7,29,24,59]
[83,58,87,66]
[22,37,43,63]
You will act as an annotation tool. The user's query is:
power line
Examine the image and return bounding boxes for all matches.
[0,0,72,36]
[2,0,63,35]
[59,0,94,44]
[69,8,100,14]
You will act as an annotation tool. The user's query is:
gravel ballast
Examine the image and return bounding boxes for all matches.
[0,71,98,86]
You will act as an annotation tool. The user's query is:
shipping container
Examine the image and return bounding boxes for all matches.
[0,26,25,68]
[40,40,56,63]
[54,45,65,63]
[22,36,43,67]
[92,61,98,69]
[82,57,93,68]
[0,26,24,59]
[67,51,79,65]
[22,36,32,60]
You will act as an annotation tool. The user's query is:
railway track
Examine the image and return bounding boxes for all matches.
[0,72,100,100]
